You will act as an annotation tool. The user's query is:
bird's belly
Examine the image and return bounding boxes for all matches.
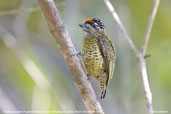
[81,48,104,79]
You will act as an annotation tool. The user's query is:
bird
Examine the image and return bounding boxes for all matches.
[79,17,116,99]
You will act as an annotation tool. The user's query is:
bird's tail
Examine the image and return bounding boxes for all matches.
[100,87,107,99]
[100,80,107,99]
[99,73,108,99]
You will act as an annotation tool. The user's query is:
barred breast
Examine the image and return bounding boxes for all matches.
[81,37,105,79]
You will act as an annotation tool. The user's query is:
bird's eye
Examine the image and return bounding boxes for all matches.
[92,22,98,28]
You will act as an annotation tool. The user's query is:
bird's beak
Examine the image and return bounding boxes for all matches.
[79,24,85,28]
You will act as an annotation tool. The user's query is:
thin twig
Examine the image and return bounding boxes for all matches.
[0,2,65,16]
[142,0,160,56]
[137,53,153,114]
[0,8,39,16]
[104,0,160,114]
[37,0,104,113]
[104,0,138,56]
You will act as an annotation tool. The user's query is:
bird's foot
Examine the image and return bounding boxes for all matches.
[87,74,91,80]
[77,51,85,57]
[72,51,85,57]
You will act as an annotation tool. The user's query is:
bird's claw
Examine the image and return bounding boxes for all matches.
[77,51,85,57]
[87,74,91,80]
[72,51,85,57]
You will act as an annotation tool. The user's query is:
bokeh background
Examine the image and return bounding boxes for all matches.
[0,0,170,114]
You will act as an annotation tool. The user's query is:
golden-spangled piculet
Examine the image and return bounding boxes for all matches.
[79,17,116,99]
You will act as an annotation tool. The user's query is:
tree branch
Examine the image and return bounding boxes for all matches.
[142,0,160,56]
[37,0,103,113]
[104,0,160,114]
[104,0,138,56]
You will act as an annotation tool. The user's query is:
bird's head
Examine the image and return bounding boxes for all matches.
[79,17,105,37]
